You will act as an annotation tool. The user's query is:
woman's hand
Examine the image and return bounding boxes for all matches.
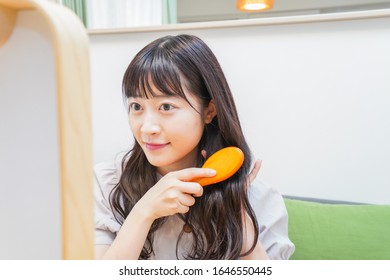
[100,169,215,260]
[99,168,215,260]
[247,159,262,187]
[134,168,216,221]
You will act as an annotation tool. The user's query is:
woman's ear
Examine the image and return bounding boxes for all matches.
[204,100,217,124]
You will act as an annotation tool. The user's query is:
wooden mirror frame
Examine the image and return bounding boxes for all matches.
[0,0,93,259]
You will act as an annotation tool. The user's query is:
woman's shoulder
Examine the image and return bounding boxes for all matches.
[93,157,126,237]
[248,177,288,224]
[248,177,283,203]
[94,162,119,185]
[248,178,296,259]
[93,154,125,195]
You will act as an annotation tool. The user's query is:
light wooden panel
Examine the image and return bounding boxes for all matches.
[0,5,16,46]
[0,0,93,259]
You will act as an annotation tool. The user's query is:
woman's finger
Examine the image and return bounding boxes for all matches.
[178,193,196,207]
[174,181,204,197]
[170,167,216,182]
[247,160,262,185]
[177,204,190,214]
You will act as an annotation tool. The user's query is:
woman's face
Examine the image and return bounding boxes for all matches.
[128,83,214,175]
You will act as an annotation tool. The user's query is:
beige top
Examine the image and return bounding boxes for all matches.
[94,159,295,259]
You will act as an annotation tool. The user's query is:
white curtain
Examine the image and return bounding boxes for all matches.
[85,0,163,29]
[163,0,177,25]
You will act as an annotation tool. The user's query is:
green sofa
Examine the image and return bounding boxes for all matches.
[284,196,390,260]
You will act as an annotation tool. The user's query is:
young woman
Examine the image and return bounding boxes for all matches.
[94,34,294,260]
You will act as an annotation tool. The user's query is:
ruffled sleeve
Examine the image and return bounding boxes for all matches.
[249,178,295,260]
[94,161,123,245]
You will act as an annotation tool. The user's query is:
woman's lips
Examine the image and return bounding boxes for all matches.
[145,143,169,151]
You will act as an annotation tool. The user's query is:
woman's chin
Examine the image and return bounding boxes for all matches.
[145,156,172,170]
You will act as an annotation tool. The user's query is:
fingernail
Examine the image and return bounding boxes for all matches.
[207,169,217,175]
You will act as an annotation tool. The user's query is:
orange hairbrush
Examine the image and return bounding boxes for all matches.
[194,146,244,187]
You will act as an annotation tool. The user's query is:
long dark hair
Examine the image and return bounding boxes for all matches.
[110,34,259,259]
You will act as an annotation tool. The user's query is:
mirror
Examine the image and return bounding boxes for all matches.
[59,0,390,31]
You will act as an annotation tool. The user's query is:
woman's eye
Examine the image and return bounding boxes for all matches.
[129,103,142,111]
[160,104,174,111]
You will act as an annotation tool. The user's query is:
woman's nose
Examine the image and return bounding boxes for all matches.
[140,113,161,135]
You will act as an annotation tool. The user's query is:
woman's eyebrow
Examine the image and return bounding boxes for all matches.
[150,94,181,99]
[129,95,180,100]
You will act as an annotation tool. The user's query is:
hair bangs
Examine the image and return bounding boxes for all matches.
[124,48,189,102]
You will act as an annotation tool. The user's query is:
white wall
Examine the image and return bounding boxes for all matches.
[89,15,390,204]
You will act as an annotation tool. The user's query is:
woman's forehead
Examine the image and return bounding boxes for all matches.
[128,82,202,109]
[133,75,186,96]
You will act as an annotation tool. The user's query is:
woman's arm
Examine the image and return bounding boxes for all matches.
[240,212,269,260]
[96,203,154,259]
[95,167,215,260]
[240,159,269,259]
[246,176,295,259]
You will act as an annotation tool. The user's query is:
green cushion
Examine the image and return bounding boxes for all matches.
[284,198,390,260]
